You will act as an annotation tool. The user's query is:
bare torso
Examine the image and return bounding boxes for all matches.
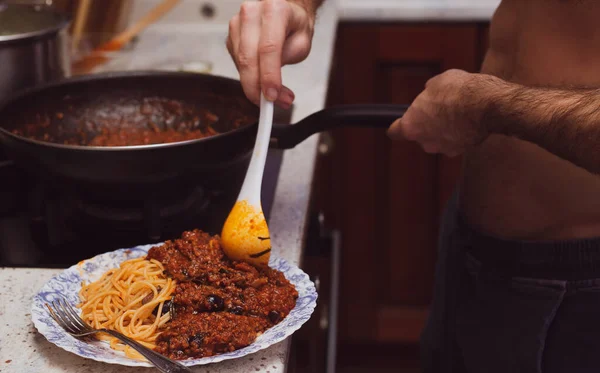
[460,0,600,240]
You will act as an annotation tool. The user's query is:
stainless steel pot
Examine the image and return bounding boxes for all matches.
[0,3,71,103]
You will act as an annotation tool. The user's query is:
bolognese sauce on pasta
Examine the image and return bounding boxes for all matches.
[77,229,298,361]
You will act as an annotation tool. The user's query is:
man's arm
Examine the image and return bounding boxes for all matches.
[387,69,600,174]
[484,77,600,174]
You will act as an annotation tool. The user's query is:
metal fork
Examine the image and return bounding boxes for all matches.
[45,297,193,373]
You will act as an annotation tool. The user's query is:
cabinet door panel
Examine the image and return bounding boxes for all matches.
[379,65,439,306]
[320,23,482,344]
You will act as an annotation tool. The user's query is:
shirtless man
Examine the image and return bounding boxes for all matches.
[227,1,600,372]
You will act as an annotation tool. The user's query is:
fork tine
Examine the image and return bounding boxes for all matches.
[47,301,78,334]
[52,300,80,334]
[45,303,67,329]
[56,298,87,334]
[59,297,92,332]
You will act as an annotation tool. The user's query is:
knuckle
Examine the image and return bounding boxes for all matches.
[425,76,438,87]
[261,70,280,85]
[442,69,456,78]
[262,0,284,7]
[445,69,465,82]
[263,0,289,15]
[258,41,279,55]
[239,1,258,20]
[237,55,253,70]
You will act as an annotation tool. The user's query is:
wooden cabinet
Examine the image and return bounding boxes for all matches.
[314,22,490,345]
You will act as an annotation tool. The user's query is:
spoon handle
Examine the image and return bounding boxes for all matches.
[237,94,274,205]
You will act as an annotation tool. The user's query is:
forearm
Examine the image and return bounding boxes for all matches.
[482,77,600,174]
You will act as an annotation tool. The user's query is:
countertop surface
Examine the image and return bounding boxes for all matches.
[335,0,501,21]
[128,0,500,24]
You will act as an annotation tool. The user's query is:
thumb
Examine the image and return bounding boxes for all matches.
[386,117,405,141]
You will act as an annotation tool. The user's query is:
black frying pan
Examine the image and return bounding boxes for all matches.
[0,71,407,202]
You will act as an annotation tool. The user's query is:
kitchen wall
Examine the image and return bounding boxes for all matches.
[127,0,243,26]
[336,0,501,5]
[125,0,503,28]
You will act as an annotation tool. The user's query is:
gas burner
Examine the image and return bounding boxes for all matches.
[72,186,212,240]
[19,181,235,267]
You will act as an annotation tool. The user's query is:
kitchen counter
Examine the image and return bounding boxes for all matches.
[336,0,501,21]
[128,0,499,24]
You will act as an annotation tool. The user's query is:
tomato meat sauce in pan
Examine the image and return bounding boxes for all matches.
[146,230,298,360]
[10,97,253,147]
[86,125,218,147]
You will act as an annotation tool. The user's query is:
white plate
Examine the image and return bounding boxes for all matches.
[31,244,317,367]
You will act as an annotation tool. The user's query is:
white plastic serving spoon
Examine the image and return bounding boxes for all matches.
[221,93,274,267]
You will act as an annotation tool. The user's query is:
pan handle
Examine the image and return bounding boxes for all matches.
[270,104,409,149]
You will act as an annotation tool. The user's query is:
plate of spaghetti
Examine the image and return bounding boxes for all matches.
[31,229,317,367]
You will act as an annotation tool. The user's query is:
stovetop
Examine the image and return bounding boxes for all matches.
[0,107,291,269]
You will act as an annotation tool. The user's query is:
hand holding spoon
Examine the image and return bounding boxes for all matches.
[221,94,274,267]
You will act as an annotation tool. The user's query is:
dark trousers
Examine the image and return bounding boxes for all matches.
[421,191,600,373]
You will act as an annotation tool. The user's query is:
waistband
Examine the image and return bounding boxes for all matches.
[455,215,600,280]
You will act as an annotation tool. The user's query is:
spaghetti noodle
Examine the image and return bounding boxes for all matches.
[77,256,176,360]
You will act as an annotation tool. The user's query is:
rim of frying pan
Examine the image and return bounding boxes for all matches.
[0,70,258,152]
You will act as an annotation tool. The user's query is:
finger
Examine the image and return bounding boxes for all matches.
[387,116,401,134]
[281,6,312,65]
[387,117,414,141]
[226,15,240,64]
[237,2,262,104]
[274,85,295,109]
[259,0,290,101]
[281,32,312,65]
[226,36,234,64]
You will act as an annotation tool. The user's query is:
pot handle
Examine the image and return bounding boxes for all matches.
[270,104,409,149]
